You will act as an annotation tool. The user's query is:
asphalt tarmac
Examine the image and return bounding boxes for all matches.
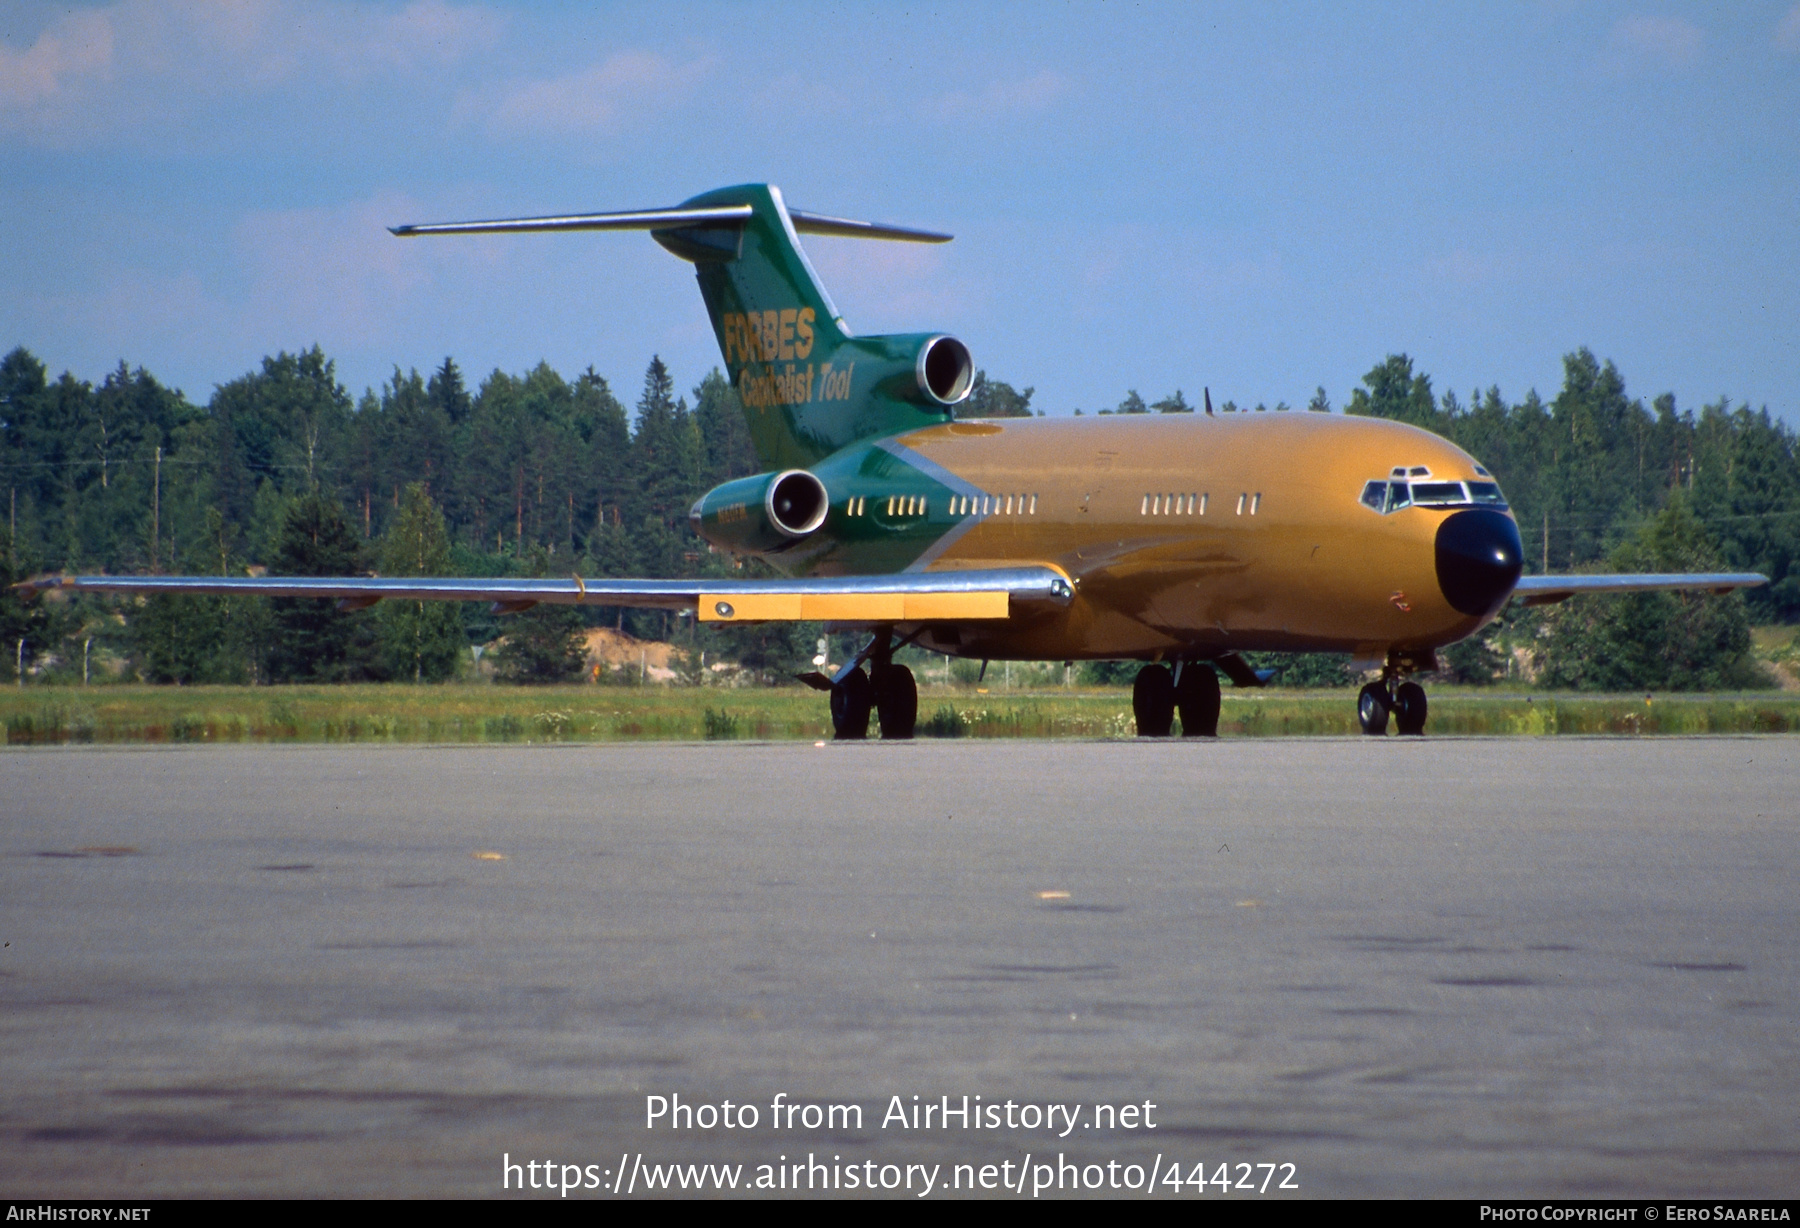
[2,737,1796,1199]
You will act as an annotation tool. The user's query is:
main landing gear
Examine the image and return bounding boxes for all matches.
[1131,663,1221,737]
[826,631,918,740]
[1357,655,1431,736]
[1126,653,1434,738]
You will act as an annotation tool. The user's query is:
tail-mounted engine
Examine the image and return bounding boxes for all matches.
[860,332,974,410]
[690,469,831,556]
[913,334,974,407]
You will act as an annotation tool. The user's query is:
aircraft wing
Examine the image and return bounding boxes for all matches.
[1511,572,1766,607]
[14,567,1075,623]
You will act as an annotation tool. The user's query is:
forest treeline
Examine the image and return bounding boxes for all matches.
[1,343,1793,688]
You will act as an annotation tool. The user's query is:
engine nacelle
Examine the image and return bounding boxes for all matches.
[913,334,974,407]
[864,332,974,409]
[690,469,830,556]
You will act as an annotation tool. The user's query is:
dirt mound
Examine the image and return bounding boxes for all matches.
[583,627,679,682]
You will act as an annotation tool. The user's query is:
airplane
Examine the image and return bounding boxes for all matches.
[16,184,1766,739]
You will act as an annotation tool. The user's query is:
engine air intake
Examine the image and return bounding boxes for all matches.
[918,335,974,406]
[767,470,830,537]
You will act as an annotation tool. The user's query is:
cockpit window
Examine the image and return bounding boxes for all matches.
[1358,476,1509,513]
[1410,482,1467,506]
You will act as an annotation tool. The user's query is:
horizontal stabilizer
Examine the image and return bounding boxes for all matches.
[391,204,949,243]
[390,205,752,237]
[14,566,1071,623]
[1512,572,1766,607]
[787,210,951,243]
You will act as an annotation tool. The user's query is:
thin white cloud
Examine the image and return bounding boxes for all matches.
[0,0,503,146]
[25,190,496,372]
[805,237,978,329]
[479,51,716,137]
[928,70,1067,123]
[18,266,220,386]
[1602,14,1704,73]
[370,1,503,73]
[1778,4,1800,53]
[230,192,493,342]
[184,0,503,81]
[0,8,115,112]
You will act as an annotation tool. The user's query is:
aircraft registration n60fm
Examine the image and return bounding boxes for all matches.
[18,185,1765,738]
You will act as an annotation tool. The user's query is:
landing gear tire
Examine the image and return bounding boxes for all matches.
[1133,664,1176,737]
[1357,681,1391,736]
[871,662,917,740]
[830,667,873,740]
[1393,681,1428,736]
[1175,664,1221,737]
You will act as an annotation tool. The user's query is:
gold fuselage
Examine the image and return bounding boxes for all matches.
[888,412,1500,661]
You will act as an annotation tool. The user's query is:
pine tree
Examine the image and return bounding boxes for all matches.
[377,484,464,682]
[266,491,381,683]
[482,546,586,684]
[630,356,702,532]
[692,368,758,483]
[1536,495,1767,690]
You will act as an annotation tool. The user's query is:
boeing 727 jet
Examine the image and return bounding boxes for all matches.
[18,185,1765,738]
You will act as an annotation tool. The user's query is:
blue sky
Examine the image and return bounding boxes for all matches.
[4,1,1798,425]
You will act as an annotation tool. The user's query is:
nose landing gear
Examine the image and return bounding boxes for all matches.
[1393,681,1428,735]
[1358,652,1433,736]
[1356,681,1391,735]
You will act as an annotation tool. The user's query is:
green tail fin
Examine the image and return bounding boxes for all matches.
[653,185,972,469]
[389,184,972,470]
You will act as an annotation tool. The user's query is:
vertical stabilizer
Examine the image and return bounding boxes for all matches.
[392,185,972,470]
[653,185,971,469]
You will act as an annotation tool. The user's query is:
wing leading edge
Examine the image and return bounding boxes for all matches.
[1512,572,1766,606]
[14,568,1075,623]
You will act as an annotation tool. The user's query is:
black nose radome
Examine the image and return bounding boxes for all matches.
[1436,509,1523,618]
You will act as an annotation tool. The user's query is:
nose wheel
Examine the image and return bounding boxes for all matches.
[1393,681,1428,735]
[1357,681,1391,735]
[1358,675,1429,736]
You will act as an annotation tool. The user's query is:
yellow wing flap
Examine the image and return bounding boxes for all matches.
[699,590,1010,622]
